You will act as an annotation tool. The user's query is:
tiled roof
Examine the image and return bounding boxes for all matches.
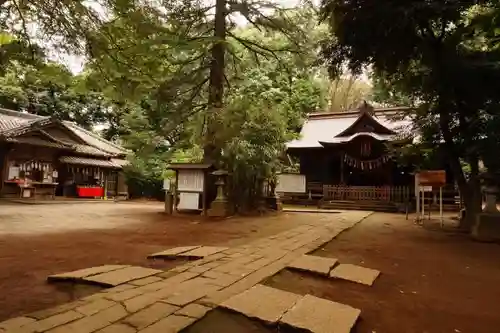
[0,108,43,132]
[64,121,127,155]
[0,108,127,157]
[6,136,71,149]
[319,132,395,145]
[287,106,412,149]
[110,158,130,167]
[167,163,213,170]
[287,116,358,148]
[59,156,124,168]
[73,144,112,157]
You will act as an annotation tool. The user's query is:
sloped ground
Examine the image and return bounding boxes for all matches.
[0,202,320,321]
[2,204,499,333]
[265,213,500,333]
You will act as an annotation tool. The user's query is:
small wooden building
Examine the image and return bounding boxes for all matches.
[286,102,457,211]
[167,163,215,215]
[0,108,129,199]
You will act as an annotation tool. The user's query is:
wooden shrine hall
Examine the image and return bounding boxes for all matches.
[284,102,456,211]
[0,108,129,200]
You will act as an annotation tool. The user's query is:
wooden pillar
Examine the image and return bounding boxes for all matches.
[0,145,13,194]
[340,151,345,184]
[103,171,108,200]
[202,170,207,216]
[174,170,179,212]
[0,148,6,192]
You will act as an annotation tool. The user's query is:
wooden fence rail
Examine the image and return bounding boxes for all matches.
[323,185,411,203]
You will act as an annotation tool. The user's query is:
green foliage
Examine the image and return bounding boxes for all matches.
[220,90,292,211]
[82,4,329,206]
[0,1,331,207]
[0,59,109,128]
[327,75,372,112]
[320,0,500,227]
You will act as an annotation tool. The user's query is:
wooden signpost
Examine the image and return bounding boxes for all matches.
[415,170,446,225]
[167,163,213,216]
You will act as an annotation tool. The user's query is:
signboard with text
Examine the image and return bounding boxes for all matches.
[417,170,446,186]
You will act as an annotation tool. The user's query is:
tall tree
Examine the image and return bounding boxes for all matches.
[320,0,500,229]
[83,4,328,206]
[328,75,371,112]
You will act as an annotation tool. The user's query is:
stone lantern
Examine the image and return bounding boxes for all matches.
[208,170,230,217]
[483,185,499,214]
[268,175,283,211]
[472,173,500,242]
[256,176,267,214]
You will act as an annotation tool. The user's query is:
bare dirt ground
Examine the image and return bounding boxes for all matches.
[265,213,500,333]
[2,204,500,333]
[0,202,314,321]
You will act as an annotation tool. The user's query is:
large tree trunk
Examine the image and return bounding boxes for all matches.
[439,107,482,230]
[204,0,226,164]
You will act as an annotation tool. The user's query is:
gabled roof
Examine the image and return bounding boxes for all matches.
[0,108,128,157]
[0,108,41,132]
[167,163,213,170]
[287,105,412,149]
[59,156,127,168]
[63,121,127,155]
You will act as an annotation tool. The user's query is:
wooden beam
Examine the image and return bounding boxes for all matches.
[340,151,345,184]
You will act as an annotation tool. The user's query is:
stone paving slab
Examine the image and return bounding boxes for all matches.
[0,316,36,330]
[329,264,380,286]
[96,323,137,333]
[147,246,202,259]
[123,302,179,329]
[47,265,130,282]
[177,246,229,259]
[279,294,361,333]
[129,276,164,286]
[221,284,302,324]
[16,310,84,332]
[1,211,372,333]
[84,266,163,287]
[49,304,128,333]
[287,255,338,276]
[174,303,212,319]
[137,315,196,333]
[75,299,116,316]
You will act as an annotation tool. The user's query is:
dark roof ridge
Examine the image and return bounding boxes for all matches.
[0,108,46,120]
[63,121,128,154]
[308,106,411,120]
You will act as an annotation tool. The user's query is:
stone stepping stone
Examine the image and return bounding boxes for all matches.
[221,284,302,324]
[287,255,338,276]
[178,246,228,259]
[84,266,163,287]
[329,264,380,286]
[48,266,162,287]
[47,265,130,282]
[279,294,361,333]
[147,246,202,259]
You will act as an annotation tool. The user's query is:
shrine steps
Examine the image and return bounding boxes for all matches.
[320,200,402,213]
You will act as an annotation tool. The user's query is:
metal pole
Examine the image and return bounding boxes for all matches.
[440,186,443,227]
[421,189,425,221]
[416,188,420,222]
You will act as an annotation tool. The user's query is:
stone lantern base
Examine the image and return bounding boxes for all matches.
[472,213,500,242]
[208,199,230,217]
[472,185,500,242]
[208,170,231,218]
[266,195,283,211]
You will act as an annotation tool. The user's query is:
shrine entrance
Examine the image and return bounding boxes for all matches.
[336,135,397,187]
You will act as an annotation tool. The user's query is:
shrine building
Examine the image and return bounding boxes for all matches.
[284,102,457,211]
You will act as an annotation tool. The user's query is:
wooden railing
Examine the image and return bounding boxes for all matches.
[323,185,411,202]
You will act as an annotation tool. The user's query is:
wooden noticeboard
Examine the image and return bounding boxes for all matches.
[415,170,446,225]
[276,173,306,194]
[417,170,446,186]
